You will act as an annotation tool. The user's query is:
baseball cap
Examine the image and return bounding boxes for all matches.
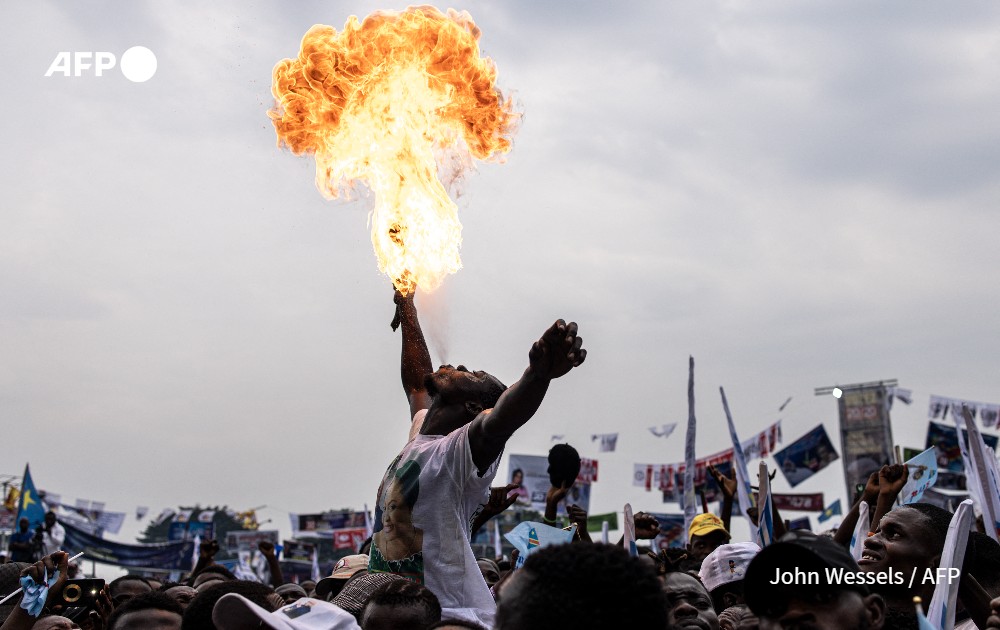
[744,530,870,619]
[689,513,730,539]
[331,572,406,618]
[698,542,760,593]
[315,554,369,600]
[213,594,360,630]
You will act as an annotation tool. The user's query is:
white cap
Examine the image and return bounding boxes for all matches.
[698,542,760,593]
[212,594,361,630]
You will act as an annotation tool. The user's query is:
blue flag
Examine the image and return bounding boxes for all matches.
[818,499,842,523]
[16,464,46,530]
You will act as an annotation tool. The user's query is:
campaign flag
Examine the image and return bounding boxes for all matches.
[756,462,774,548]
[900,447,939,505]
[648,513,687,550]
[648,423,678,439]
[504,521,574,568]
[592,433,618,453]
[311,546,320,582]
[817,500,842,523]
[963,408,1000,540]
[849,501,870,561]
[683,357,697,543]
[363,504,374,539]
[623,503,637,557]
[927,499,974,630]
[772,425,839,488]
[16,465,46,530]
[720,387,757,541]
[333,528,367,551]
[771,494,825,512]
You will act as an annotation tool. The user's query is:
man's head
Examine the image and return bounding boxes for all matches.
[192,565,236,592]
[107,591,183,630]
[161,584,198,610]
[718,605,758,630]
[744,530,885,630]
[45,511,57,528]
[331,572,407,620]
[699,542,760,612]
[182,580,281,630]
[109,575,153,607]
[316,554,370,600]
[663,571,721,630]
[477,558,501,587]
[425,365,506,418]
[32,617,79,630]
[18,518,28,533]
[547,444,581,488]
[275,583,308,605]
[860,503,952,602]
[495,543,667,630]
[688,514,732,566]
[360,580,442,630]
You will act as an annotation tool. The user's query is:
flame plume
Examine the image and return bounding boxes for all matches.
[269,6,518,295]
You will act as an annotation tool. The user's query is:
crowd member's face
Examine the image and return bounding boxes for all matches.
[112,579,152,606]
[664,572,720,630]
[19,518,29,533]
[689,531,728,564]
[164,584,198,610]
[34,617,79,630]
[361,603,431,630]
[382,481,413,542]
[113,609,183,630]
[860,509,937,586]
[757,590,884,630]
[478,560,500,587]
[45,513,57,527]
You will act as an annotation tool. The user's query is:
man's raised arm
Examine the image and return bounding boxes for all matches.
[394,290,433,419]
[469,320,586,473]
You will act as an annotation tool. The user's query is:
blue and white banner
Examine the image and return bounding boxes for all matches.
[900,447,939,505]
[62,520,195,570]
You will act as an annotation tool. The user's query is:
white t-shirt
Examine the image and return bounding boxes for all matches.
[41,522,65,556]
[369,410,498,626]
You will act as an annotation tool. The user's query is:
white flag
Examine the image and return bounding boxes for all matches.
[927,499,974,630]
[592,433,618,453]
[191,535,201,571]
[721,387,757,542]
[311,547,321,582]
[648,423,677,439]
[849,501,870,561]
[623,503,637,556]
[493,518,503,560]
[964,408,1000,541]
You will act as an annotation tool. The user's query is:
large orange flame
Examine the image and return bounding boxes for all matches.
[269,6,518,295]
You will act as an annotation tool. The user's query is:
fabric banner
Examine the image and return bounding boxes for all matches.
[926,499,974,630]
[773,425,840,488]
[837,385,895,501]
[900,447,939,505]
[290,511,366,535]
[926,421,1000,491]
[721,386,759,542]
[849,501,870,561]
[333,528,367,551]
[817,500,841,523]
[591,433,618,453]
[683,357,697,543]
[224,530,279,553]
[633,420,783,493]
[771,493,825,512]
[929,394,1000,429]
[756,462,774,547]
[281,540,315,563]
[506,454,592,515]
[963,411,1000,541]
[648,424,677,439]
[62,520,195,570]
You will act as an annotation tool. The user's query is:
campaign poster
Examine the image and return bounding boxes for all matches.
[224,529,279,553]
[924,421,999,490]
[507,454,591,516]
[837,385,894,500]
[773,425,840,488]
[282,540,315,563]
[647,513,686,550]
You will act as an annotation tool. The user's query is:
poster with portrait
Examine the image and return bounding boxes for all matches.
[507,454,592,516]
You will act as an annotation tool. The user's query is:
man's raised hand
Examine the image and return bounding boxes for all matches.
[528,320,586,380]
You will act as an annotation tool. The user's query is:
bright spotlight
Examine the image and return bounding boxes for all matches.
[832,387,843,399]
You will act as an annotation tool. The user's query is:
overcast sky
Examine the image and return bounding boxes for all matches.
[2,1,999,551]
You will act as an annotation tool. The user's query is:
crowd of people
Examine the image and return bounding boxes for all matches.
[4,293,1000,629]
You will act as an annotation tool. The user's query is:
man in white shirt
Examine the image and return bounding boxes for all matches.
[39,511,66,556]
[370,290,586,627]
